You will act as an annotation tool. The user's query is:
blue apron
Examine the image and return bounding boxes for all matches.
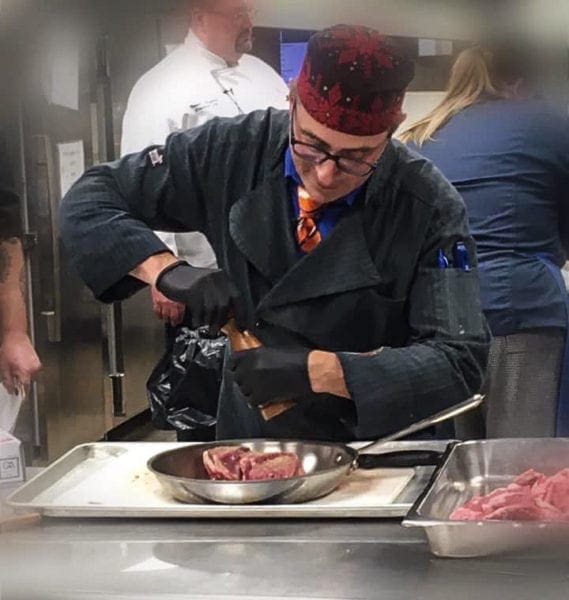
[537,255,569,436]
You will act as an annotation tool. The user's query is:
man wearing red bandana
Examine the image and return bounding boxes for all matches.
[61,26,490,441]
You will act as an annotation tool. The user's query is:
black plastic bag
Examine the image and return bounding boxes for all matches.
[146,326,226,436]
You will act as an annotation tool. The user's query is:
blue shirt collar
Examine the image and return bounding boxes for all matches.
[285,147,360,207]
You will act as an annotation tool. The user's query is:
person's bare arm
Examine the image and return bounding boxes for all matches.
[0,238,41,393]
[129,251,178,286]
[131,252,185,326]
[0,238,26,333]
[308,350,351,399]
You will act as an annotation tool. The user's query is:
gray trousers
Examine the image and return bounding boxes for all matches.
[456,328,565,439]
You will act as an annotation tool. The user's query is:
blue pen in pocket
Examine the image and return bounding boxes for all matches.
[437,249,449,269]
[454,242,471,272]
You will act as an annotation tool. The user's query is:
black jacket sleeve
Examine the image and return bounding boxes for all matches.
[338,163,491,439]
[59,126,215,303]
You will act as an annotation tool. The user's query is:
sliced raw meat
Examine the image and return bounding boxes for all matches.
[534,497,565,521]
[484,502,542,521]
[532,469,569,513]
[461,496,486,512]
[481,489,534,514]
[240,452,305,481]
[514,469,546,487]
[203,446,251,480]
[450,467,569,522]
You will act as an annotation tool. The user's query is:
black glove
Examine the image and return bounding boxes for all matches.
[156,261,240,330]
[229,346,312,408]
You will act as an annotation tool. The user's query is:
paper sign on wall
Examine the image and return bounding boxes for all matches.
[57,141,85,197]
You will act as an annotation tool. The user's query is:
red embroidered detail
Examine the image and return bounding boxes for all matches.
[296,25,413,136]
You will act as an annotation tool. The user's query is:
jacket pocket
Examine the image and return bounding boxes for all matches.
[411,267,486,338]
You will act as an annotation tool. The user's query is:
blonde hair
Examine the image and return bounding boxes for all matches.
[400,46,505,147]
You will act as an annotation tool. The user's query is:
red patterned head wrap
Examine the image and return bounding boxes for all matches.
[297,25,415,136]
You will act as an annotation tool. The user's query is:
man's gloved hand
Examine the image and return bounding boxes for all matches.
[156,261,240,330]
[229,346,312,408]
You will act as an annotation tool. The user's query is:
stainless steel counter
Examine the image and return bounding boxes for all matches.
[2,515,569,599]
[3,467,569,599]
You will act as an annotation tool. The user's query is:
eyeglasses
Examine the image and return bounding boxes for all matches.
[207,8,259,23]
[289,105,384,177]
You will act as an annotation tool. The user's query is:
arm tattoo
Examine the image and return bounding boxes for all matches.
[0,245,11,283]
[0,238,20,284]
[19,265,26,297]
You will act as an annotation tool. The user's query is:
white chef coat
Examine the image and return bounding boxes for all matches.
[121,30,290,267]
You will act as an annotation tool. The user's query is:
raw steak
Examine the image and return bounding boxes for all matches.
[202,446,304,481]
[203,446,251,480]
[450,468,569,522]
[240,452,305,481]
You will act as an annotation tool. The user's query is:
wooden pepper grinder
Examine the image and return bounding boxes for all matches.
[222,319,296,420]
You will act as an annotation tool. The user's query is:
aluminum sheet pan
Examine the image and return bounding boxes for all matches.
[403,439,569,557]
[7,441,448,519]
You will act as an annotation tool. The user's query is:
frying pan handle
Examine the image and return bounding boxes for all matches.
[357,450,444,470]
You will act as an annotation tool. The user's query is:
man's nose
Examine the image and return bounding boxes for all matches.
[314,159,340,187]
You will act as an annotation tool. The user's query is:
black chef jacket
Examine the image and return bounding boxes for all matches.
[60,109,490,441]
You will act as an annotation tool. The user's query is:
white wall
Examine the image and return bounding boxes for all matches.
[401,91,445,129]
[256,1,569,46]
[255,0,475,40]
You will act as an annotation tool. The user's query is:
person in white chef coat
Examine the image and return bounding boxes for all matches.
[121,0,289,327]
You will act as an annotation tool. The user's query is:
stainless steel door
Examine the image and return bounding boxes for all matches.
[23,126,107,463]
[15,15,108,462]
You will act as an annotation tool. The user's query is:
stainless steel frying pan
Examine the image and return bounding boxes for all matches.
[148,395,483,505]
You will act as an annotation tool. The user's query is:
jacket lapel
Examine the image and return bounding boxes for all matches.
[228,117,301,284]
[258,208,383,309]
[229,169,300,284]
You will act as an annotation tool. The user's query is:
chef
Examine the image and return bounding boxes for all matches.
[121,0,289,326]
[60,25,490,441]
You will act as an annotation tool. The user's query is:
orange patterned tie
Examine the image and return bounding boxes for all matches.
[296,186,322,253]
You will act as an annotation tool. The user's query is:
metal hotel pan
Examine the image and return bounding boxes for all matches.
[148,395,483,505]
[403,438,569,558]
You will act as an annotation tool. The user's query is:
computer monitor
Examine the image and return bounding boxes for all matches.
[279,30,313,84]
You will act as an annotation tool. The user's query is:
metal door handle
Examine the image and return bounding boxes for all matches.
[96,35,126,419]
[40,311,58,342]
[104,303,126,417]
[109,373,126,417]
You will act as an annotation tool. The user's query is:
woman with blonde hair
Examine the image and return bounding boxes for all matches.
[402,43,569,438]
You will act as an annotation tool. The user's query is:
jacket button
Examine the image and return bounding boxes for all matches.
[255,320,263,328]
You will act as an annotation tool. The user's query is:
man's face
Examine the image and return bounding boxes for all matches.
[290,100,390,205]
[197,0,255,63]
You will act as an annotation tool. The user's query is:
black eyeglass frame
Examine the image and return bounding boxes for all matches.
[288,103,386,177]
